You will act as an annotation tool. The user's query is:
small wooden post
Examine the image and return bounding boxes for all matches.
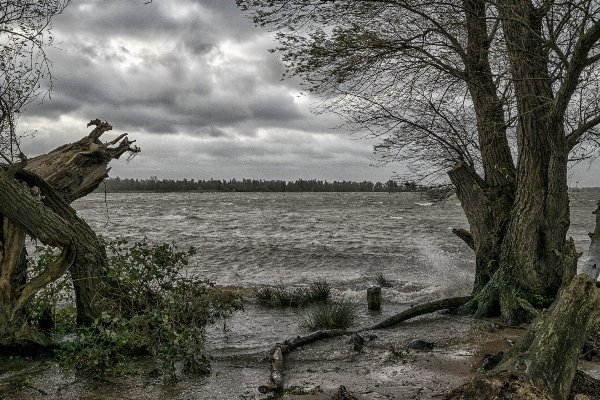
[367,286,381,310]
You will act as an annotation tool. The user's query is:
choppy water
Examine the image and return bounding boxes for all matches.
[70,190,598,350]
[73,192,475,299]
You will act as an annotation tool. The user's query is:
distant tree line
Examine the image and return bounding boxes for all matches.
[94,177,424,193]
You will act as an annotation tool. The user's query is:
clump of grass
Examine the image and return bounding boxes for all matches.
[254,280,331,308]
[254,286,275,304]
[307,279,331,303]
[375,273,394,288]
[300,301,359,330]
[274,284,308,307]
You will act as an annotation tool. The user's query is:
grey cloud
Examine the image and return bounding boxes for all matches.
[18,0,402,183]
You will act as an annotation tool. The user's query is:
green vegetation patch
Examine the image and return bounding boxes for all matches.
[28,239,243,381]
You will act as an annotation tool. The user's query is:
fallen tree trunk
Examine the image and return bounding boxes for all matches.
[359,295,472,331]
[259,347,283,394]
[0,120,137,343]
[445,274,600,400]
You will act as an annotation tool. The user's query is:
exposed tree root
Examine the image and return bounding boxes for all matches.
[456,238,580,326]
[444,370,549,400]
[448,274,600,400]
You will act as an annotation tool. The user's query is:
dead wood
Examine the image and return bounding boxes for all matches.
[0,119,138,341]
[25,119,138,203]
[257,296,472,393]
[269,329,348,356]
[259,329,348,393]
[359,295,473,331]
[24,120,138,325]
[258,346,284,394]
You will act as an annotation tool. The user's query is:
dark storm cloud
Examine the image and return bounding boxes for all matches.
[19,0,400,182]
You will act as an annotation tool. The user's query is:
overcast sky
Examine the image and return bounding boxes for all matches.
[18,0,600,186]
[18,0,402,183]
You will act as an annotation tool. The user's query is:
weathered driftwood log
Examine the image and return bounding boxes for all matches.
[445,274,600,400]
[271,329,348,356]
[259,347,283,394]
[360,295,473,331]
[257,296,472,393]
[258,329,348,393]
[581,201,600,280]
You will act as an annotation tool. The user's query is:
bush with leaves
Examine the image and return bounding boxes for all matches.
[29,239,242,380]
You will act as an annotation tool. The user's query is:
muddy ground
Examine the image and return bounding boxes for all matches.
[4,311,598,400]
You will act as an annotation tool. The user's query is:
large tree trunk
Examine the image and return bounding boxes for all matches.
[0,120,136,344]
[449,1,576,325]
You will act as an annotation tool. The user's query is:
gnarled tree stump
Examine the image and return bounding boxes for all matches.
[446,274,600,400]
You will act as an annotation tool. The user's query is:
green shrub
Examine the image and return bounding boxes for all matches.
[30,238,242,381]
[300,301,358,331]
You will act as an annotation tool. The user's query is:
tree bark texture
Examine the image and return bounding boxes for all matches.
[447,274,600,400]
[448,1,579,324]
[259,346,284,394]
[0,171,76,346]
[0,120,136,344]
[581,201,600,280]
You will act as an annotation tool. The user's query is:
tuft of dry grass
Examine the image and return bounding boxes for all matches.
[300,301,358,331]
